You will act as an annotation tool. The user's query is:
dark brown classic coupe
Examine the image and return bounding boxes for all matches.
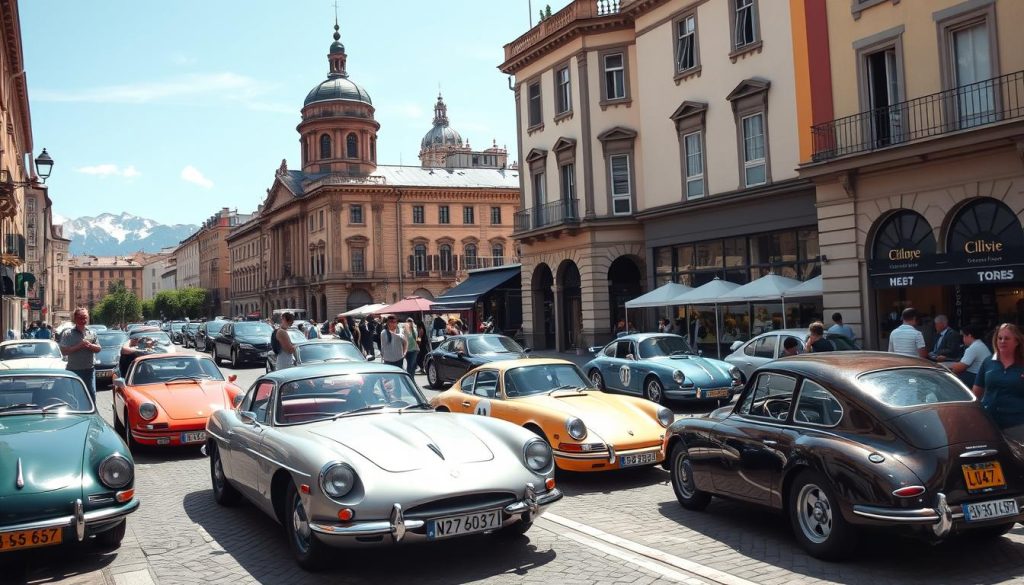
[665,352,1024,560]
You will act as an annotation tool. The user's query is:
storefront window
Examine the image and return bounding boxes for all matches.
[724,237,746,267]
[655,247,673,274]
[751,303,784,334]
[695,241,723,269]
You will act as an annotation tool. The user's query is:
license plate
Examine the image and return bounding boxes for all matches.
[963,498,1019,522]
[619,451,659,468]
[96,370,113,378]
[181,431,206,444]
[426,509,502,540]
[962,461,1006,492]
[701,388,729,398]
[0,527,63,552]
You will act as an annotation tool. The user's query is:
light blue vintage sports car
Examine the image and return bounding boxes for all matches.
[583,333,743,405]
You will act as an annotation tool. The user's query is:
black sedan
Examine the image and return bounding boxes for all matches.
[196,320,229,352]
[665,352,1024,560]
[424,334,529,389]
[181,323,200,348]
[212,321,274,368]
[264,330,328,372]
[94,330,128,387]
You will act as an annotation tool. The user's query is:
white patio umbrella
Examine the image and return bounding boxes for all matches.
[340,303,389,317]
[717,274,803,328]
[781,275,823,299]
[671,278,742,358]
[623,282,694,333]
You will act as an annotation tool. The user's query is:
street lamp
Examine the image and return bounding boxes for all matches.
[34,149,54,183]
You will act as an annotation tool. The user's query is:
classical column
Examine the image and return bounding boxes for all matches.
[552,285,564,352]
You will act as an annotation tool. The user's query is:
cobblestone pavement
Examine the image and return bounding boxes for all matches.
[5,346,1024,584]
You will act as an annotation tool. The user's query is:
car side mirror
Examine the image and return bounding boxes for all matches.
[232,394,244,408]
[589,346,603,354]
[239,411,258,425]
[112,376,125,390]
[228,374,237,383]
[730,341,743,352]
[698,350,704,357]
[523,347,532,354]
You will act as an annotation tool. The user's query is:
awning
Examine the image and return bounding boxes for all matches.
[781,275,823,298]
[341,303,388,317]
[671,278,741,305]
[717,274,803,303]
[624,282,694,308]
[374,296,435,315]
[432,265,521,311]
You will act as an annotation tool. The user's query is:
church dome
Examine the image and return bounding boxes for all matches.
[304,77,372,106]
[420,93,463,149]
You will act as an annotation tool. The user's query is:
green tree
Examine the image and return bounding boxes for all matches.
[92,282,141,326]
[141,299,157,320]
[152,287,209,320]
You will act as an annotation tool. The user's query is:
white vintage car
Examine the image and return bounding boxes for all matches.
[205,361,562,570]
[0,340,66,370]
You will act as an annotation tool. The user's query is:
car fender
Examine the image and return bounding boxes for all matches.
[663,417,720,491]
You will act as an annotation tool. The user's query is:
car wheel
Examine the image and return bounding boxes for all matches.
[788,470,858,560]
[427,361,442,389]
[94,519,126,549]
[644,377,665,405]
[210,443,242,506]
[285,482,326,571]
[669,442,711,510]
[589,369,605,390]
[230,348,239,369]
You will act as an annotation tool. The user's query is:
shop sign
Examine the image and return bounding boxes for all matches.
[869,246,1024,288]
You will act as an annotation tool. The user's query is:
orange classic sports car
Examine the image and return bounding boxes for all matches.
[112,353,241,449]
[430,358,673,472]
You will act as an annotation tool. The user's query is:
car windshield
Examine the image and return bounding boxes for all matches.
[130,356,224,385]
[235,323,273,337]
[0,342,61,360]
[466,336,524,355]
[97,333,128,348]
[857,368,974,407]
[504,363,592,397]
[205,321,228,333]
[638,335,693,358]
[170,323,185,332]
[276,371,427,425]
[0,375,93,414]
[131,331,171,346]
[185,324,199,332]
[296,343,364,364]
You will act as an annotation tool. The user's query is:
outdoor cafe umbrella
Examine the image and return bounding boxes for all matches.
[623,282,694,333]
[780,275,823,299]
[341,303,389,317]
[373,296,435,316]
[717,274,803,328]
[670,278,742,358]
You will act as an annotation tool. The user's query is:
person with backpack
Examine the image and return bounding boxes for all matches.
[306,319,321,340]
[272,313,297,369]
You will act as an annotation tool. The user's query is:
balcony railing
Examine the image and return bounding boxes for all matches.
[514,198,579,233]
[811,70,1024,162]
[504,0,621,62]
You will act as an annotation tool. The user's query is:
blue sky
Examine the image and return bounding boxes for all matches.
[21,1,570,225]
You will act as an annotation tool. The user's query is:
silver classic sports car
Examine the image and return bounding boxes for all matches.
[205,362,562,570]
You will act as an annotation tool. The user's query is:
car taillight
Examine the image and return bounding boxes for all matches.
[892,485,926,498]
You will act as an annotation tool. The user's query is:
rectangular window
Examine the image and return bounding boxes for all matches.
[560,163,575,203]
[865,47,902,146]
[741,113,766,187]
[308,215,315,232]
[528,81,542,127]
[609,154,632,215]
[675,15,697,72]
[463,206,475,224]
[350,204,363,224]
[603,53,626,101]
[412,205,424,224]
[490,206,501,225]
[683,131,705,199]
[734,0,758,49]
[439,205,450,224]
[319,209,324,229]
[350,248,364,273]
[951,22,995,126]
[555,66,572,114]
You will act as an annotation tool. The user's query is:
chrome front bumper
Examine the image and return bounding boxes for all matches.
[852,492,1024,537]
[309,486,562,546]
[0,498,139,541]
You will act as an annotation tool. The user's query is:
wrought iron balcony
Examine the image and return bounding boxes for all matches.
[514,198,579,233]
[504,0,621,62]
[811,70,1024,162]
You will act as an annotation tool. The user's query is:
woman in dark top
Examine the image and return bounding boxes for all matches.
[973,323,1024,439]
[804,322,833,353]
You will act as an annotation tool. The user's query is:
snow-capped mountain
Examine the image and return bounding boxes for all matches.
[59,212,198,256]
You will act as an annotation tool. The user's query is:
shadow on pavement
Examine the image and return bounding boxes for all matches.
[0,540,118,584]
[556,465,669,496]
[129,444,207,465]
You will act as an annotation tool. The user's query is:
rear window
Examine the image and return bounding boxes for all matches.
[857,368,973,407]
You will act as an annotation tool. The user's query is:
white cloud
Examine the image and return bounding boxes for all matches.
[76,164,141,178]
[52,213,67,225]
[180,165,213,189]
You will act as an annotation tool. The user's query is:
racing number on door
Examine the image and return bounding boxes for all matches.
[619,365,631,387]
[474,399,492,416]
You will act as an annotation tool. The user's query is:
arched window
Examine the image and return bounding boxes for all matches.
[347,133,358,158]
[491,244,505,266]
[871,210,936,261]
[414,244,428,274]
[439,244,453,273]
[320,134,332,159]
[370,137,376,162]
[464,244,478,270]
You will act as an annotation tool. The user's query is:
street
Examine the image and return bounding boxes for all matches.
[6,348,1024,585]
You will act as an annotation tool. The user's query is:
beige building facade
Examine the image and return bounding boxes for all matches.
[226,216,264,318]
[48,226,70,323]
[175,233,200,289]
[69,255,144,310]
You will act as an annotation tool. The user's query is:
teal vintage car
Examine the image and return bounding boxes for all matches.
[0,369,138,554]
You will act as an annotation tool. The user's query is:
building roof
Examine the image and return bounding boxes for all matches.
[281,166,519,198]
[304,76,373,107]
[69,255,144,268]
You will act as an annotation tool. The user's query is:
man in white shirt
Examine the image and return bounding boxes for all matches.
[947,325,990,387]
[887,307,928,359]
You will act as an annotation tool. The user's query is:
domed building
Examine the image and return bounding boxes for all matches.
[228,21,522,333]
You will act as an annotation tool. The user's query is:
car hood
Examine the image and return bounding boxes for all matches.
[0,415,90,496]
[132,380,229,420]
[519,391,662,445]
[236,336,270,345]
[307,413,495,473]
[647,355,734,386]
[0,357,65,370]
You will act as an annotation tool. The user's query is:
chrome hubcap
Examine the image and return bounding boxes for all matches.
[797,484,832,544]
[647,382,661,402]
[428,364,437,383]
[292,495,311,550]
[590,372,601,387]
[675,457,695,498]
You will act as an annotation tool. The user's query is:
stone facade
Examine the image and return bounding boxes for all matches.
[69,255,145,309]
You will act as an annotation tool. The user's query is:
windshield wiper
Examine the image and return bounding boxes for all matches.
[548,385,582,395]
[41,401,72,412]
[0,402,39,413]
[332,405,386,419]
[164,375,214,383]
[397,402,432,413]
[668,350,692,357]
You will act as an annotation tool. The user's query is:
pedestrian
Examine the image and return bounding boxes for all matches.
[35,322,52,340]
[335,315,353,342]
[417,318,430,373]
[887,307,928,359]
[804,321,833,353]
[928,314,962,362]
[59,307,101,402]
[273,312,297,369]
[972,323,1024,442]
[403,317,420,378]
[782,336,801,356]
[948,325,990,387]
[306,319,321,339]
[359,318,375,359]
[827,312,856,342]
[379,315,407,368]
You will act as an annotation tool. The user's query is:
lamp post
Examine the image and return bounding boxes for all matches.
[34,149,54,183]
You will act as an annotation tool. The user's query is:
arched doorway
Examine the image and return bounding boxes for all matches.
[412,288,434,300]
[557,260,581,351]
[531,264,554,350]
[309,294,319,322]
[608,256,644,333]
[347,288,373,312]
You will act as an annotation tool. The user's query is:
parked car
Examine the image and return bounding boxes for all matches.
[128,328,175,354]
[94,331,128,387]
[665,352,1024,560]
[583,334,743,405]
[0,370,138,550]
[112,354,240,450]
[724,328,857,382]
[169,321,187,344]
[264,339,364,373]
[0,340,65,369]
[211,321,274,368]
[85,324,108,334]
[181,323,200,348]
[206,361,561,569]
[263,328,316,372]
[196,320,229,352]
[431,358,672,472]
[424,334,530,389]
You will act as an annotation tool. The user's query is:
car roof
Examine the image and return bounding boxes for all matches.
[0,339,57,346]
[0,368,80,377]
[134,353,214,363]
[608,333,685,343]
[467,358,570,373]
[261,361,407,383]
[755,351,938,386]
[295,339,355,346]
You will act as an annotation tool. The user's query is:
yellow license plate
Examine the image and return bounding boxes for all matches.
[962,461,1006,491]
[704,389,728,398]
[0,527,63,552]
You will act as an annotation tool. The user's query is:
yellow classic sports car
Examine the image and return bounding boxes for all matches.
[430,358,673,472]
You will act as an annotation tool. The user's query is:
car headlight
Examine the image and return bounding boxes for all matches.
[730,368,742,384]
[656,407,673,428]
[524,438,552,471]
[673,370,684,384]
[138,402,157,420]
[239,343,254,350]
[565,417,587,441]
[98,454,133,489]
[319,463,356,499]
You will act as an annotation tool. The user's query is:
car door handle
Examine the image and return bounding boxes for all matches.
[762,439,778,446]
[461,401,471,407]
